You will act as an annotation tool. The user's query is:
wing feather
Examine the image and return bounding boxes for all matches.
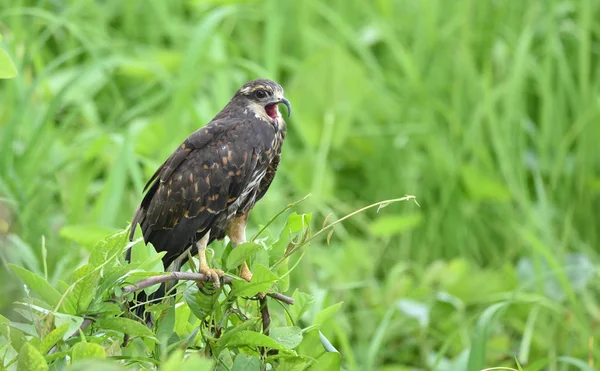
[129,119,270,267]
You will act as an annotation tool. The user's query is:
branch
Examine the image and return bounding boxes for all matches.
[260,296,270,335]
[266,292,294,305]
[121,272,295,305]
[122,271,233,293]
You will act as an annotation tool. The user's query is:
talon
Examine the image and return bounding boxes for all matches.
[200,267,224,289]
[198,284,215,296]
[195,233,224,292]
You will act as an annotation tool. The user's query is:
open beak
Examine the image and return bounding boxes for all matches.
[279,97,291,117]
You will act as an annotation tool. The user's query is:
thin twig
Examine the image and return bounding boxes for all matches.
[71,318,94,337]
[266,292,294,305]
[259,296,270,335]
[251,194,312,241]
[307,195,418,242]
[272,195,418,269]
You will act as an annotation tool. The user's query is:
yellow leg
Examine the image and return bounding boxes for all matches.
[197,231,224,288]
[240,261,253,282]
[227,214,253,282]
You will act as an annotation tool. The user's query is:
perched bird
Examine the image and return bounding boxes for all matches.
[127,79,290,319]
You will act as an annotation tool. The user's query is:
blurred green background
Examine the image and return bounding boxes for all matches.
[1,0,599,369]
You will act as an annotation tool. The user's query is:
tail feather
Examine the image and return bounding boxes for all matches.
[127,203,194,325]
[127,255,184,326]
[131,284,166,326]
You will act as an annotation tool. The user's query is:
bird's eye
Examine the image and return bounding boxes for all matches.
[255,89,267,99]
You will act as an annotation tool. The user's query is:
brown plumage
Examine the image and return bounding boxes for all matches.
[127,79,290,319]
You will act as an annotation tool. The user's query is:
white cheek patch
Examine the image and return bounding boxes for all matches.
[246,101,270,121]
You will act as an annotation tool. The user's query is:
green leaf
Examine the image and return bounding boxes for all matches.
[314,302,343,326]
[96,317,156,340]
[287,290,314,325]
[161,349,185,371]
[162,349,213,371]
[126,236,152,263]
[255,247,270,270]
[0,48,17,79]
[270,212,312,263]
[217,349,234,371]
[318,331,339,353]
[181,354,214,371]
[309,352,341,371]
[183,285,219,320]
[87,301,122,316]
[269,326,303,349]
[137,250,166,273]
[230,264,279,298]
[276,257,290,292]
[97,266,140,296]
[396,298,429,327]
[68,360,126,371]
[9,265,75,314]
[54,313,84,339]
[296,329,341,370]
[231,354,261,371]
[220,242,234,268]
[40,323,69,354]
[59,225,116,251]
[69,264,99,313]
[166,327,200,354]
[226,330,294,353]
[557,356,597,371]
[296,329,323,358]
[174,304,191,336]
[369,214,422,237]
[89,230,130,268]
[214,319,259,354]
[17,343,48,371]
[461,165,511,202]
[466,302,509,371]
[71,342,106,362]
[156,304,176,342]
[0,314,27,352]
[277,357,310,371]
[285,212,312,232]
[226,242,261,269]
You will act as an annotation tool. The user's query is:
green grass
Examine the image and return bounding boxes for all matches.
[1,0,599,369]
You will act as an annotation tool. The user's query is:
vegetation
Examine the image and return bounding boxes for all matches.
[1,0,599,370]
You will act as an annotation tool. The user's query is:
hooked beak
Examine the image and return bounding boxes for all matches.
[279,97,291,117]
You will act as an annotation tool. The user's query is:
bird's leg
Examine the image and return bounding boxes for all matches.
[229,214,268,335]
[228,214,253,282]
[240,261,253,282]
[196,231,224,288]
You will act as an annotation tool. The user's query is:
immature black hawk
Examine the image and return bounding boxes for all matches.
[127,79,290,317]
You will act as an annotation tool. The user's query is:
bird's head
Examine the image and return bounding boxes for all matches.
[235,79,291,121]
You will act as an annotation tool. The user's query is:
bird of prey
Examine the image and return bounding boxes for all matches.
[127,79,290,319]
